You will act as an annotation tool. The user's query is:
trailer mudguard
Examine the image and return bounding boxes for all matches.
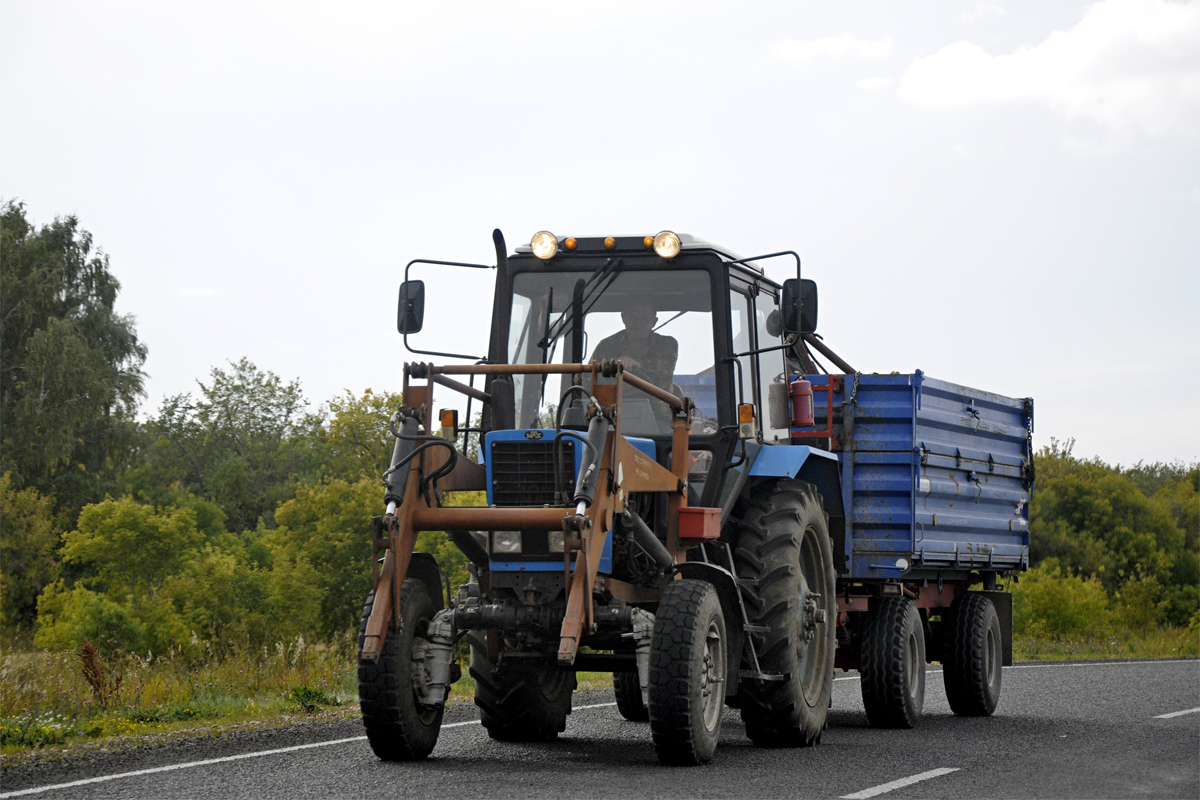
[747,445,848,573]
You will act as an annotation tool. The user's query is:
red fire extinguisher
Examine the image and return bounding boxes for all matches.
[789,379,814,427]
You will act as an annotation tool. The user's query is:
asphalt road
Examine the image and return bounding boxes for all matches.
[3,659,1197,799]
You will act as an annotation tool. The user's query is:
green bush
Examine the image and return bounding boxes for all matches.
[1113,574,1169,629]
[1012,560,1113,639]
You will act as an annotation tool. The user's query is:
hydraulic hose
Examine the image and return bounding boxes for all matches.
[382,413,460,509]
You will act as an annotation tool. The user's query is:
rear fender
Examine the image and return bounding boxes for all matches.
[748,445,847,572]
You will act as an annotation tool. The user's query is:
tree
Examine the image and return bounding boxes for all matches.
[59,497,205,600]
[1029,440,1197,629]
[268,477,378,638]
[0,473,62,635]
[129,358,324,532]
[323,388,404,481]
[0,201,146,516]
[35,497,207,655]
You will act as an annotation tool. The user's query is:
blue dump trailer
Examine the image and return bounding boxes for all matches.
[802,371,1032,582]
[358,230,1036,766]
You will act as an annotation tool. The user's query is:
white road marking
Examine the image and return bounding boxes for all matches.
[1006,659,1194,671]
[0,703,619,798]
[0,737,368,798]
[573,702,618,711]
[840,767,960,799]
[1153,706,1200,719]
[831,658,1194,683]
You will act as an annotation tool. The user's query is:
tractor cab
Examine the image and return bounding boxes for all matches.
[399,230,817,511]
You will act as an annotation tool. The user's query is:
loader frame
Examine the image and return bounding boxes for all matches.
[359,360,700,668]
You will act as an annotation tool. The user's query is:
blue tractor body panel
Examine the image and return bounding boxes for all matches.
[482,430,656,574]
[794,372,1033,581]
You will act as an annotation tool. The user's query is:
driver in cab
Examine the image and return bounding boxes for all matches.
[589,298,679,394]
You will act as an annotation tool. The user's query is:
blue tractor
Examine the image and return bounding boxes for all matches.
[357,230,1033,765]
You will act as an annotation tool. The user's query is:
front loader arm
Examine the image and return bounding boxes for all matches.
[362,361,693,668]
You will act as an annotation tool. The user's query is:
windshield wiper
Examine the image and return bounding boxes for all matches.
[538,286,554,364]
[539,257,622,352]
[654,310,687,332]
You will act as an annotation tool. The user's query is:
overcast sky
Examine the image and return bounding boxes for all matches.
[3,0,1197,466]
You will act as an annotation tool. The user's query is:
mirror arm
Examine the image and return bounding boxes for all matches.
[732,333,799,360]
[400,257,495,361]
[726,250,801,279]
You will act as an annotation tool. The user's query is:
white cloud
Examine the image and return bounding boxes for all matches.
[897,0,1200,139]
[959,2,1005,23]
[858,76,894,91]
[769,35,893,63]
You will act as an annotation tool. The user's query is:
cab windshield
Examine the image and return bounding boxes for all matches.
[507,269,715,437]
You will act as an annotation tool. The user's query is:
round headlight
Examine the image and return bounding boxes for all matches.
[531,231,559,260]
[652,230,682,259]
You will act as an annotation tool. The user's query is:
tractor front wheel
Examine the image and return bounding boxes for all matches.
[357,580,445,760]
[648,579,727,765]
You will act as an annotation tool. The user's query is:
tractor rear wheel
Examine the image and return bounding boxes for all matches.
[648,579,727,765]
[357,580,444,760]
[860,596,926,728]
[469,636,575,741]
[733,479,836,747]
[613,671,648,722]
[943,593,1003,716]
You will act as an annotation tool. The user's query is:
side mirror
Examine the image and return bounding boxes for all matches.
[780,278,818,335]
[397,280,425,334]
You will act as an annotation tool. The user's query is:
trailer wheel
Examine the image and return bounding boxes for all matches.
[860,596,925,729]
[469,636,575,741]
[357,580,444,760]
[733,479,836,747]
[614,671,649,722]
[943,593,1002,716]
[648,579,727,765]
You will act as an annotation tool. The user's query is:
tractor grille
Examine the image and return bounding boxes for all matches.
[489,440,575,507]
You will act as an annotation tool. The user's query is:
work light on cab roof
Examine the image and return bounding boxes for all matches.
[531,230,558,260]
[652,230,682,258]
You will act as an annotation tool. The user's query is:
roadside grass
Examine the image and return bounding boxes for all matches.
[1013,625,1198,661]
[0,639,614,762]
[1,638,358,759]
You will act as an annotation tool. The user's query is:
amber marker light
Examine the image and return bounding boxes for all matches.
[565,237,578,250]
[737,403,756,440]
[439,408,458,439]
[604,237,616,249]
[643,235,654,248]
